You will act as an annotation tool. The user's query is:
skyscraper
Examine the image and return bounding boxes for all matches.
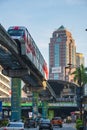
[76,53,84,66]
[49,25,76,80]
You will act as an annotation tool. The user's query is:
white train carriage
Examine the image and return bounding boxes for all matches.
[7,26,48,80]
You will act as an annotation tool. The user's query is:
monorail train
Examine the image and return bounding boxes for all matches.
[7,26,48,80]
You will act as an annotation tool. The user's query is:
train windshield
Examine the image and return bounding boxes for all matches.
[8,29,24,36]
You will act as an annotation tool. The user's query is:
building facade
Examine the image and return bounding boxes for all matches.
[49,25,76,80]
[76,53,84,66]
[0,66,27,98]
[0,66,11,97]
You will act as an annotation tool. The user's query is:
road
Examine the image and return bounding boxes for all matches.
[25,123,76,130]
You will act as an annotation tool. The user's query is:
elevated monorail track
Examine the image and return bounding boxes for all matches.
[0,24,57,99]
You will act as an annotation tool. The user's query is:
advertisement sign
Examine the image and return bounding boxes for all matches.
[48,102,77,107]
[52,67,61,73]
[48,110,54,119]
[28,112,32,118]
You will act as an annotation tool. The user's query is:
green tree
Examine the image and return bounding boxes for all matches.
[71,64,87,87]
[71,64,87,120]
[76,118,83,130]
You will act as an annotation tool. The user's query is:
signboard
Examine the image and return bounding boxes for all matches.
[28,112,32,118]
[84,84,87,95]
[52,67,61,73]
[2,102,32,107]
[48,110,54,119]
[48,102,77,107]
[0,101,2,112]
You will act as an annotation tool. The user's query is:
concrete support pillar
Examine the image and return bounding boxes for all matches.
[11,78,21,121]
[32,92,38,119]
[42,101,48,119]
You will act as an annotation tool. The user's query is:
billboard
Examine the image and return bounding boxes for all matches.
[52,67,61,73]
[48,110,54,119]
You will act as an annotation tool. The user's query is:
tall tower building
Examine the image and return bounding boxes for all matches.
[49,25,76,80]
[76,53,84,66]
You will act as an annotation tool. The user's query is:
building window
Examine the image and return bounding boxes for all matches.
[56,37,61,42]
[54,73,59,79]
[54,44,59,67]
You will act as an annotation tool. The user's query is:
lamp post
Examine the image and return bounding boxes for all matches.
[65,63,72,81]
[65,66,68,81]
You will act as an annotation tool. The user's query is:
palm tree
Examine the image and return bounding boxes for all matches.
[71,64,87,87]
[71,64,87,120]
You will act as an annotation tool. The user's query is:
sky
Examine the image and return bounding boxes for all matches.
[0,0,87,67]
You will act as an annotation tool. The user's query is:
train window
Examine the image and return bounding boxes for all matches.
[8,29,24,36]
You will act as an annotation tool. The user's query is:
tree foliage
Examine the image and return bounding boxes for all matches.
[71,64,87,87]
[76,118,83,130]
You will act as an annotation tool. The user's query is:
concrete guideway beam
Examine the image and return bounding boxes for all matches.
[46,82,57,100]
[0,24,58,102]
[0,24,18,54]
[2,69,30,77]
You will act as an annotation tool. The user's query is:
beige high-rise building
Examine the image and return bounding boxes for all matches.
[0,66,27,98]
[76,53,84,66]
[0,66,11,97]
